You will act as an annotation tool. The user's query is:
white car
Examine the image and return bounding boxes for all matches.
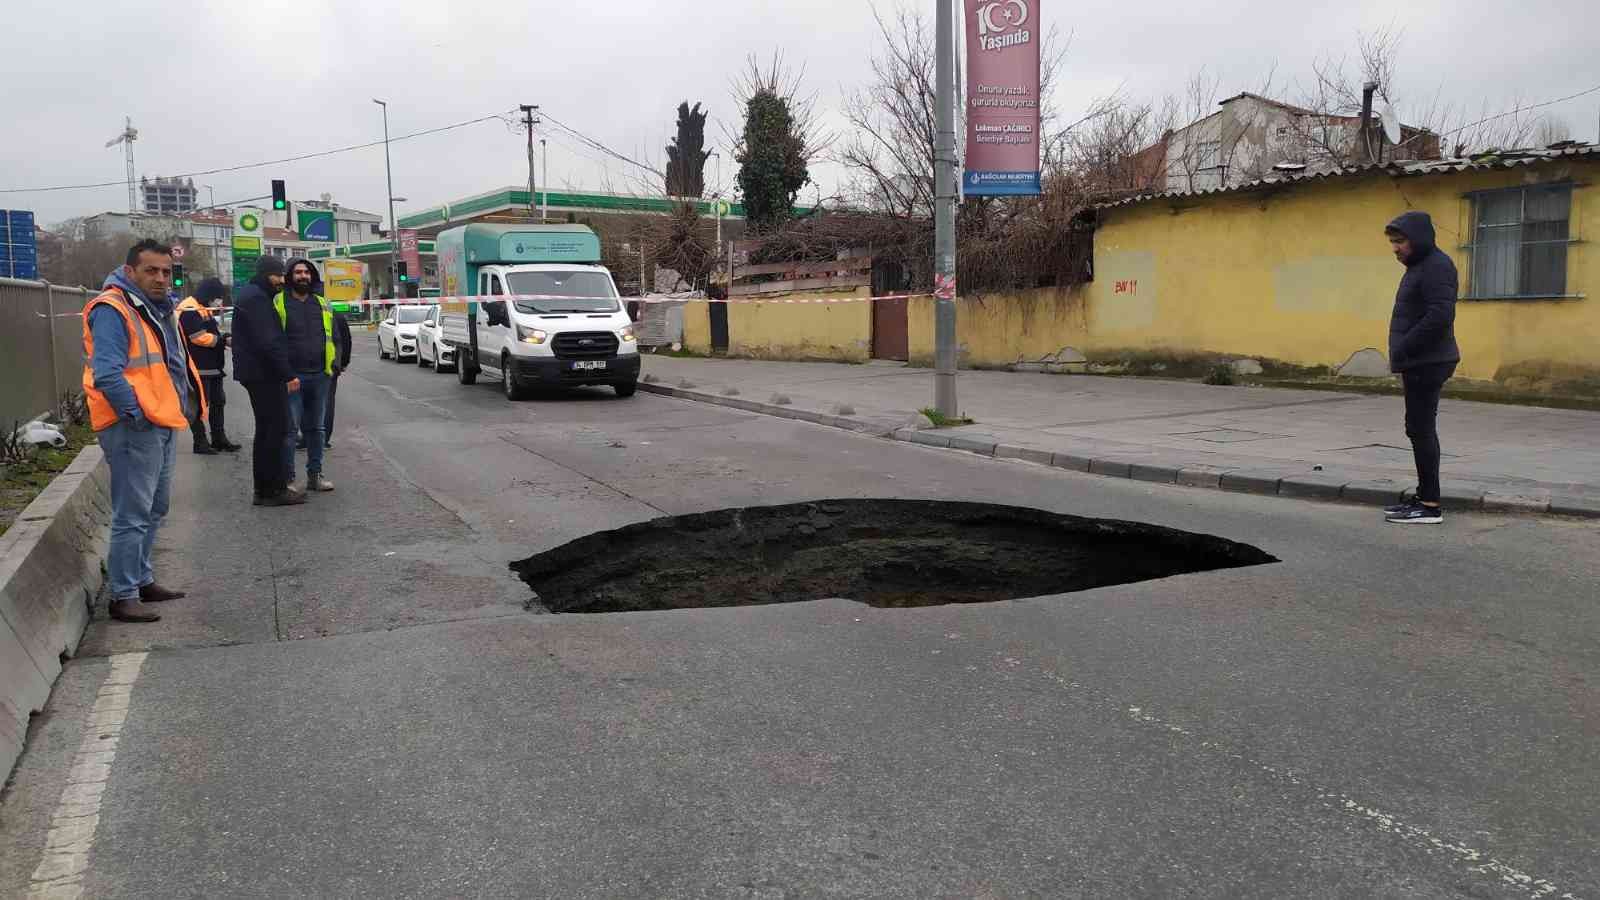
[378,304,434,361]
[415,306,456,373]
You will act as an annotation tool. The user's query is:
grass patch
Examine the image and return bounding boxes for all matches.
[1203,363,1237,386]
[1,423,96,537]
[920,407,976,428]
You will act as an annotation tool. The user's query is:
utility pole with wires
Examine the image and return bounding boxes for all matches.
[520,104,541,220]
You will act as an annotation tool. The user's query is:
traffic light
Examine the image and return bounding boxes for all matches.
[172,264,185,289]
[397,261,409,283]
[271,179,287,210]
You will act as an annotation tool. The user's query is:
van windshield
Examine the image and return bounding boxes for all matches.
[506,271,620,313]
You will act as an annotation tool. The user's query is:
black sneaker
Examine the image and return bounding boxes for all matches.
[1382,489,1420,517]
[1386,502,1443,525]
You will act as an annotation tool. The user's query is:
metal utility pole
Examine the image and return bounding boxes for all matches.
[540,138,549,220]
[520,105,541,220]
[933,0,959,416]
[203,184,222,283]
[373,98,399,299]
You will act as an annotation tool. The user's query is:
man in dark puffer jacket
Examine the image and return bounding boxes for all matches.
[1383,210,1461,525]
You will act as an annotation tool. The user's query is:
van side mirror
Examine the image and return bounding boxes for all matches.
[486,305,509,328]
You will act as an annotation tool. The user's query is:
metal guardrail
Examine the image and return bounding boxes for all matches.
[0,277,94,425]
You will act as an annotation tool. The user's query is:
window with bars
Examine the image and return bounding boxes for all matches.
[1468,185,1572,298]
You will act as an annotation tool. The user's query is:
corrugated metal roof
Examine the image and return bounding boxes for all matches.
[1098,144,1600,210]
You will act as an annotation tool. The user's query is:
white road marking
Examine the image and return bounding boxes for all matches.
[26,652,149,900]
[1033,668,1580,899]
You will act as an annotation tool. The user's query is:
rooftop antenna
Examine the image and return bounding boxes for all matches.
[106,116,138,213]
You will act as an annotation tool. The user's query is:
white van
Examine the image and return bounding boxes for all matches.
[436,225,639,399]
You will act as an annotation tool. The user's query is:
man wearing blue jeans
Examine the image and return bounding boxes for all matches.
[279,259,336,493]
[84,240,207,623]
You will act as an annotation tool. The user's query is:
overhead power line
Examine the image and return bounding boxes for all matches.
[1439,82,1600,139]
[540,111,666,179]
[1,110,517,195]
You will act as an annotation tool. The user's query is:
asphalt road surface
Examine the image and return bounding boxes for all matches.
[3,334,1596,899]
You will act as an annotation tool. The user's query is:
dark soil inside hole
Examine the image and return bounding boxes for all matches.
[512,500,1276,614]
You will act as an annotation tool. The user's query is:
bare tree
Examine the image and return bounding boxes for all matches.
[835,5,939,217]
[1534,115,1574,148]
[646,203,717,291]
[41,222,124,290]
[1066,98,1176,195]
[836,3,1073,217]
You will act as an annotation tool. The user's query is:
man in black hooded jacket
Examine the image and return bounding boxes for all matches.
[1383,210,1461,525]
[231,257,305,506]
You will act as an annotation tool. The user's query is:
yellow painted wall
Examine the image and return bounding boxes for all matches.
[683,301,711,353]
[701,161,1598,383]
[681,288,873,361]
[1081,161,1598,380]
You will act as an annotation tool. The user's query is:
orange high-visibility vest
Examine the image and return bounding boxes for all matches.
[81,288,207,432]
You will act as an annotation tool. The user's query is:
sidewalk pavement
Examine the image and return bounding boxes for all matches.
[637,356,1600,518]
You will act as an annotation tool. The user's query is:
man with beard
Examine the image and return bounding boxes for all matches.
[279,259,336,493]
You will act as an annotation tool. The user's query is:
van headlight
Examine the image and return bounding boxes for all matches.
[516,324,548,344]
[620,325,637,343]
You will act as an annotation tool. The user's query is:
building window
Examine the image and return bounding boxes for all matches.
[1469,184,1572,298]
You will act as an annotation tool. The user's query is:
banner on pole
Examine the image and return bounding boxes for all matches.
[963,0,1041,196]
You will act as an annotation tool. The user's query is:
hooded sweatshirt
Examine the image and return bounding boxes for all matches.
[1386,211,1461,372]
[232,270,295,384]
[281,258,329,374]
[89,268,194,423]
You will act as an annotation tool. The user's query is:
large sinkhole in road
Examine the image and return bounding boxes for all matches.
[512,500,1276,614]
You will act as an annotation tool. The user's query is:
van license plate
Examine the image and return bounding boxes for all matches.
[571,360,607,371]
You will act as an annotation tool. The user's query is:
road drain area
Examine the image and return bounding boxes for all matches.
[513,500,1275,614]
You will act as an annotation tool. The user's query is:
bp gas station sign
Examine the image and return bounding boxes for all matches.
[231,210,264,293]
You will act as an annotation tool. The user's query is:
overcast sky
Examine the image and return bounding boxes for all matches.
[2,0,1595,228]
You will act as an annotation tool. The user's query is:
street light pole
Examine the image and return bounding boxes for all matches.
[541,138,549,220]
[202,184,222,285]
[373,98,399,300]
[933,0,959,417]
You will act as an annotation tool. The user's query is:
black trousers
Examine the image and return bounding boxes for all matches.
[1401,362,1456,504]
[324,372,339,440]
[189,374,228,446]
[242,380,290,497]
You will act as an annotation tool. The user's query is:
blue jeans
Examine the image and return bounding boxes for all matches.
[284,371,330,480]
[99,421,176,602]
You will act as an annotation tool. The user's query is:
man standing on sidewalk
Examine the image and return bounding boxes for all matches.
[233,256,304,507]
[177,277,240,455]
[83,239,206,623]
[280,259,336,493]
[1383,211,1461,525]
[324,307,353,449]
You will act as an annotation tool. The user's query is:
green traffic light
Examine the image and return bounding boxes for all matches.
[273,200,286,209]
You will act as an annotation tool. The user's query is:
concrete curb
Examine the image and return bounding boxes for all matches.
[638,383,1600,521]
[1,445,108,783]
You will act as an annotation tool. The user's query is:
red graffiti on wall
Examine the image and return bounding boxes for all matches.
[1114,279,1138,295]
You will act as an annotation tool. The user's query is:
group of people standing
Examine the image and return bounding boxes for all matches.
[82,242,351,623]
[232,255,352,506]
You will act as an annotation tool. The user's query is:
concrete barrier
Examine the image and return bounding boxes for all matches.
[0,445,108,781]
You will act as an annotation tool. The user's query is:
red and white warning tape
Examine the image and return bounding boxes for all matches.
[340,290,934,309]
